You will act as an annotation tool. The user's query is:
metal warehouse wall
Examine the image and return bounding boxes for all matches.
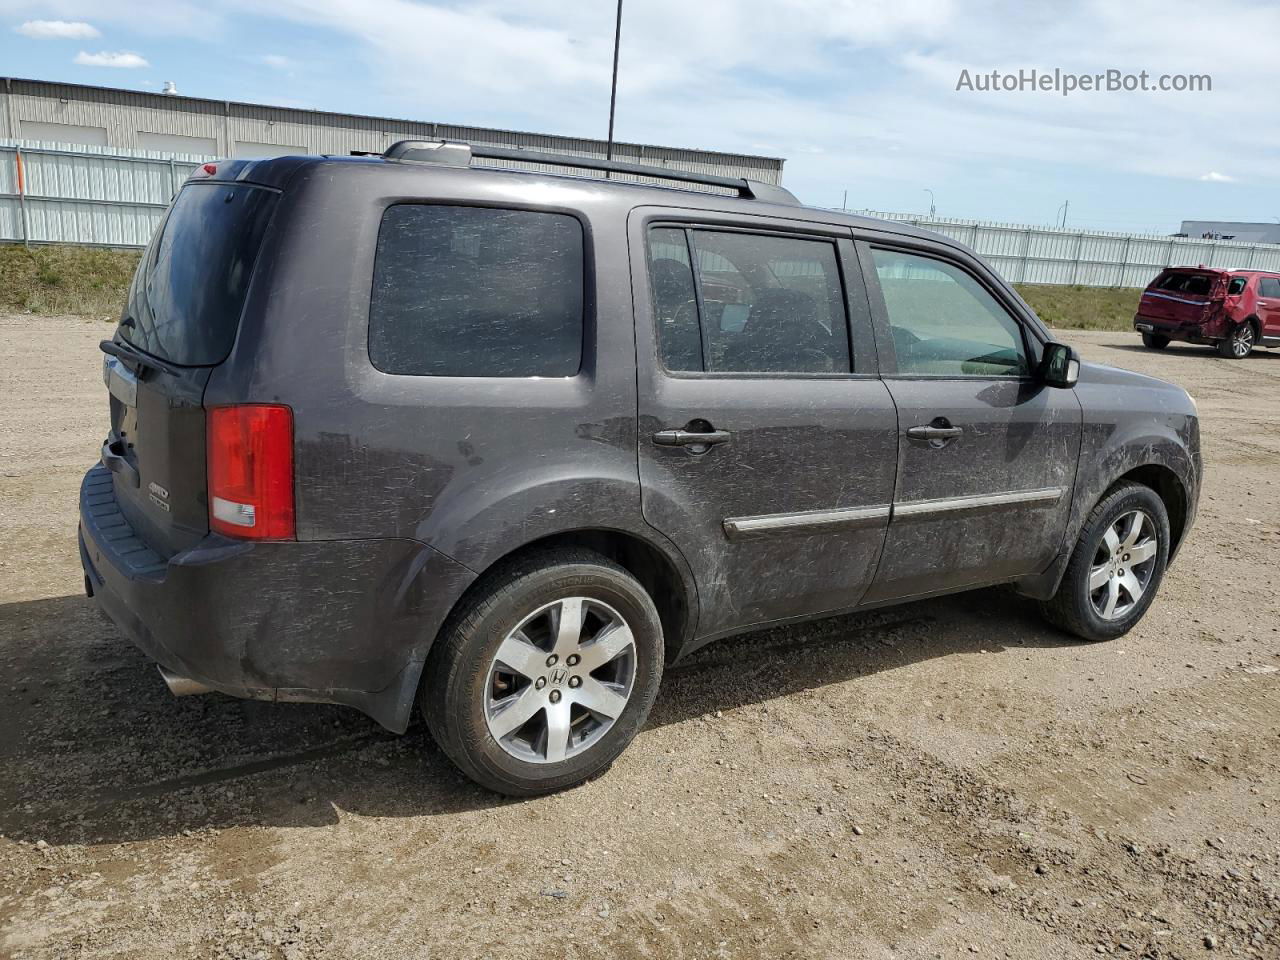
[0,77,783,184]
[852,210,1280,286]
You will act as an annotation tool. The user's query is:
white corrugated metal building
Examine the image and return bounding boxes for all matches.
[0,76,785,182]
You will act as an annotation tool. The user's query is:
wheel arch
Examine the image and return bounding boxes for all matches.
[438,527,698,668]
[1017,440,1197,603]
[1116,463,1189,557]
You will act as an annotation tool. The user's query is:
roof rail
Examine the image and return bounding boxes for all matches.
[380,139,798,205]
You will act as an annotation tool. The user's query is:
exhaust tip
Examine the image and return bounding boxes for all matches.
[158,665,214,697]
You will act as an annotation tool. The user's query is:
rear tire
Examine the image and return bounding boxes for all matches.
[421,549,663,797]
[1040,482,1170,642]
[1141,332,1169,350]
[1217,321,1255,358]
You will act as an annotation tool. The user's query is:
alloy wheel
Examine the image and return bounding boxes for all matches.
[1088,510,1159,620]
[1232,325,1255,357]
[483,597,636,763]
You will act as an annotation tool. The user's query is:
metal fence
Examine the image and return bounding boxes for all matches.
[1,140,208,247]
[6,140,1280,289]
[849,209,1280,287]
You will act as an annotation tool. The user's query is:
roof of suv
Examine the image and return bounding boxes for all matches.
[196,143,946,248]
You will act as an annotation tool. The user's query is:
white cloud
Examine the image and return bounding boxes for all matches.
[73,50,149,68]
[0,1,222,38]
[1199,171,1234,183]
[260,53,293,70]
[14,18,98,37]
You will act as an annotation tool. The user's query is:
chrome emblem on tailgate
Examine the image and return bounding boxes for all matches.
[148,481,171,512]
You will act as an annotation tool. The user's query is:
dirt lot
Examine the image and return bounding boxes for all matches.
[1,315,1277,960]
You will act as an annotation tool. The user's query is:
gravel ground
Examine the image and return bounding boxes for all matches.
[1,315,1277,960]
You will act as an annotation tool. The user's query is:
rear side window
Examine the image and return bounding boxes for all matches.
[871,248,1028,377]
[647,226,851,374]
[1259,276,1280,297]
[1228,277,1249,296]
[120,183,278,365]
[370,205,584,377]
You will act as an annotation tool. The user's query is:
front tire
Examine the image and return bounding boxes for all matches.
[1217,321,1255,358]
[1040,482,1170,642]
[1141,332,1169,350]
[421,549,663,797]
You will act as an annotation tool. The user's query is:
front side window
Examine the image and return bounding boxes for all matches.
[871,248,1029,377]
[370,205,584,377]
[647,226,851,374]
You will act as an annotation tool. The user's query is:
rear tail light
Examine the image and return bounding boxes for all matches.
[207,405,295,540]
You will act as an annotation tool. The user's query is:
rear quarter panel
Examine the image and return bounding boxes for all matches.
[205,161,696,658]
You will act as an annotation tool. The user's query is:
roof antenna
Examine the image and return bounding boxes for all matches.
[604,0,623,177]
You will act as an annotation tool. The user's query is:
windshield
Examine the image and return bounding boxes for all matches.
[119,182,278,365]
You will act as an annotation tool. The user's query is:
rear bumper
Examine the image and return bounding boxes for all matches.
[79,464,474,732]
[1133,313,1229,343]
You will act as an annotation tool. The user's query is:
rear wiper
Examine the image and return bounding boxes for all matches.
[99,339,184,378]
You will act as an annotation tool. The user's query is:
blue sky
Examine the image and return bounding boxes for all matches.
[2,0,1278,233]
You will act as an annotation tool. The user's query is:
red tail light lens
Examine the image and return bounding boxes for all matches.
[207,405,295,540]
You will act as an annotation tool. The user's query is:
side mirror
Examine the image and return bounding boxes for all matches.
[1039,341,1080,388]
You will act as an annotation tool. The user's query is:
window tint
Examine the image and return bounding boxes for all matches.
[370,205,584,377]
[1158,272,1213,295]
[1258,276,1280,298]
[871,248,1028,377]
[648,228,703,371]
[648,227,850,374]
[119,183,277,365]
[1228,276,1249,296]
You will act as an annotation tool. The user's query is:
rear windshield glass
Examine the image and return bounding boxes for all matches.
[119,182,278,365]
[1156,272,1213,296]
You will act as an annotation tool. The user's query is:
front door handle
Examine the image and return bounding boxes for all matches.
[653,429,733,448]
[907,418,963,448]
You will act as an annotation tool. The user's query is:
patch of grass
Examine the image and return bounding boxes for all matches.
[0,243,140,317]
[1014,283,1142,332]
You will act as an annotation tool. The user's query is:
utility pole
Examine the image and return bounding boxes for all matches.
[923,188,936,218]
[1057,200,1070,228]
[605,0,624,167]
[842,189,848,212]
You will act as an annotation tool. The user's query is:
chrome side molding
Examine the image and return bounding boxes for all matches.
[723,504,892,541]
[893,486,1064,520]
[722,487,1064,540]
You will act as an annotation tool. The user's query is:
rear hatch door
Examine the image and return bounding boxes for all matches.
[103,177,278,557]
[1139,268,1225,326]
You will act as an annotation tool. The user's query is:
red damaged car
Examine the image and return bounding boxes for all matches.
[1134,266,1280,358]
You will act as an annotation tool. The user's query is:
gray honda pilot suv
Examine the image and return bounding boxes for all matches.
[80,141,1201,796]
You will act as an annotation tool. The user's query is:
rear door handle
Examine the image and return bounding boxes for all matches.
[906,425,962,440]
[652,429,732,447]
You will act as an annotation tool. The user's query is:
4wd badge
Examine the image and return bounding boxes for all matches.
[148,481,171,512]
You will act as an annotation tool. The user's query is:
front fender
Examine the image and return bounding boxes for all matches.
[1017,374,1200,600]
